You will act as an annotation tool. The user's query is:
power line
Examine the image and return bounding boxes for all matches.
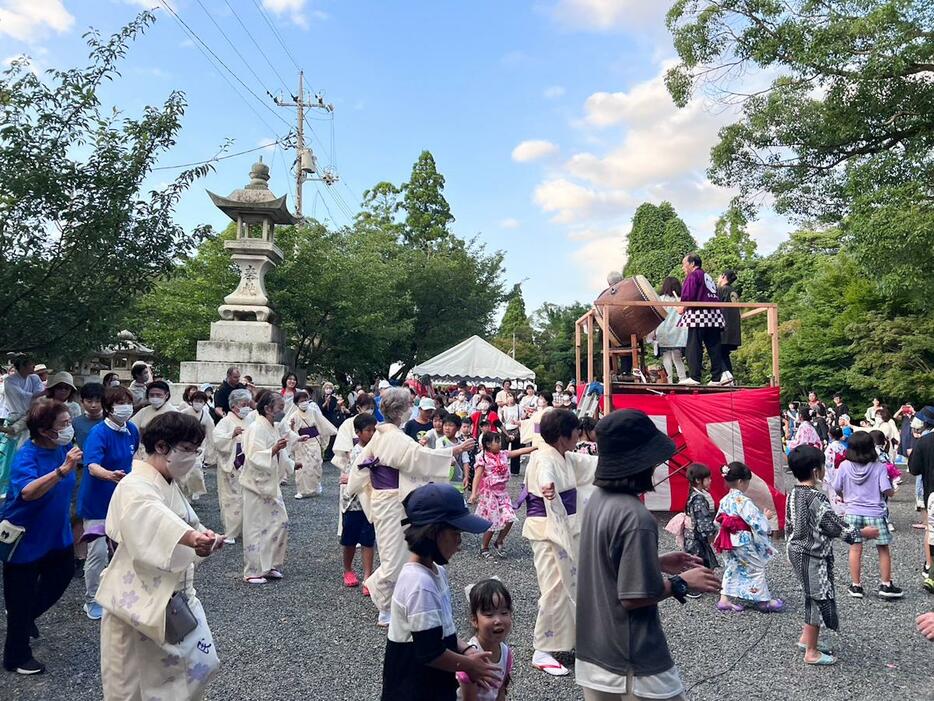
[158,0,280,136]
[158,0,290,130]
[223,0,291,94]
[250,0,301,72]
[153,139,286,171]
[193,0,280,102]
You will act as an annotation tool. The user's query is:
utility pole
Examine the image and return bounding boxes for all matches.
[275,70,335,219]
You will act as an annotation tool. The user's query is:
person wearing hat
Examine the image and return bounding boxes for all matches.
[44,372,81,420]
[32,364,50,388]
[374,379,392,422]
[909,406,934,583]
[347,388,474,628]
[576,410,721,700]
[404,397,437,444]
[517,408,598,677]
[381,482,500,700]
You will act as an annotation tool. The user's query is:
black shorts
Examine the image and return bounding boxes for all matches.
[340,510,375,548]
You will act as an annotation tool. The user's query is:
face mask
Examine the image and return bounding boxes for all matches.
[112,404,134,422]
[149,397,166,409]
[167,448,199,480]
[478,402,490,412]
[192,402,205,412]
[237,406,252,419]
[51,425,74,446]
[298,401,310,412]
[274,410,285,422]
[110,379,122,387]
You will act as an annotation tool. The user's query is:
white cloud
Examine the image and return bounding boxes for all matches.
[262,0,326,29]
[550,0,664,31]
[498,218,521,230]
[543,85,566,99]
[501,50,530,67]
[512,139,559,162]
[570,228,628,291]
[533,178,635,224]
[0,0,73,42]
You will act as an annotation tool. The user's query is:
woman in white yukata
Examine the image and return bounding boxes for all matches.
[212,388,253,544]
[347,387,473,627]
[240,391,298,585]
[130,380,177,458]
[179,389,215,501]
[289,389,337,499]
[98,412,223,701]
[518,408,597,677]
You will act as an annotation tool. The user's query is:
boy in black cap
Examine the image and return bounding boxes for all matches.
[381,483,500,701]
[576,409,720,700]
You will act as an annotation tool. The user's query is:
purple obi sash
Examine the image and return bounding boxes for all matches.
[358,456,400,490]
[514,485,578,517]
[233,444,245,470]
[533,423,541,434]
[299,426,320,439]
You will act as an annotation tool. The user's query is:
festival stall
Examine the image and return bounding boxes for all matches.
[410,335,535,385]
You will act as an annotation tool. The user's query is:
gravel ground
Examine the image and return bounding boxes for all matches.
[3,463,933,701]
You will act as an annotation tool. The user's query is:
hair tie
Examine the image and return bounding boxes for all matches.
[720,464,730,477]
[463,575,502,602]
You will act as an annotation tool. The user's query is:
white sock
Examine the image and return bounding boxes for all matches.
[533,650,561,667]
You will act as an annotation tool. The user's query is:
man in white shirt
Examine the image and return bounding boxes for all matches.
[495,380,513,408]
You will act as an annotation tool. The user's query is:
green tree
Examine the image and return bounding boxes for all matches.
[700,203,757,278]
[0,12,212,360]
[497,284,534,343]
[666,0,934,308]
[623,202,697,285]
[530,302,592,389]
[402,151,454,249]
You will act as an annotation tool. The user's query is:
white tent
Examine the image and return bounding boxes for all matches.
[411,335,535,384]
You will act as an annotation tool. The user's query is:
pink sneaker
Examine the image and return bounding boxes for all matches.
[343,571,360,588]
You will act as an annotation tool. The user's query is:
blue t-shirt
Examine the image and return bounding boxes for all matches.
[77,421,139,520]
[2,441,75,564]
[73,414,104,450]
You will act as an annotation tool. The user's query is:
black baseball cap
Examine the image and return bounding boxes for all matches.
[402,483,491,533]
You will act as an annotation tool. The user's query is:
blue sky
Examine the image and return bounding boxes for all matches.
[1,0,792,312]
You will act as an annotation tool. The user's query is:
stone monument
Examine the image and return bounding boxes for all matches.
[177,158,298,390]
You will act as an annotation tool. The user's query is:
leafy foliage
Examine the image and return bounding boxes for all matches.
[0,12,212,361]
[623,202,698,284]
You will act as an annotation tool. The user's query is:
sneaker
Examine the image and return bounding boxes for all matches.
[377,610,391,627]
[887,521,896,533]
[343,571,360,588]
[479,549,492,559]
[84,602,103,620]
[718,371,735,386]
[923,563,930,580]
[294,493,305,499]
[878,582,904,599]
[678,378,701,386]
[491,542,508,559]
[15,658,45,675]
[923,577,934,594]
[848,584,864,598]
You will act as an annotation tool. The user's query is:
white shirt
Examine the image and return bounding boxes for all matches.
[3,372,44,417]
[388,562,455,643]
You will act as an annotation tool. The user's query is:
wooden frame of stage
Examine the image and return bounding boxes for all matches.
[575,300,780,414]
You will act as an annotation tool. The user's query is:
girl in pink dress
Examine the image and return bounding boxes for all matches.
[469,431,534,558]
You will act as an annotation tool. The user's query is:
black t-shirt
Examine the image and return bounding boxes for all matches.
[909,431,934,505]
[404,419,433,443]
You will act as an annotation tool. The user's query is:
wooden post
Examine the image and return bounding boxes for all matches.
[587,314,594,384]
[630,334,639,376]
[602,305,611,414]
[575,321,581,388]
[768,306,780,386]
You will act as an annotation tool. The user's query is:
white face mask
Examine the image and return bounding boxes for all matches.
[478,402,490,412]
[298,401,310,412]
[457,395,466,402]
[167,448,200,480]
[110,379,122,387]
[237,406,252,419]
[149,397,166,409]
[112,404,134,422]
[51,425,74,446]
[192,402,205,412]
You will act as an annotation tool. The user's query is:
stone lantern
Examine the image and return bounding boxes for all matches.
[176,159,299,391]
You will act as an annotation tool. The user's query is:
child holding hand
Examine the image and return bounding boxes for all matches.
[786,445,879,665]
[457,579,514,701]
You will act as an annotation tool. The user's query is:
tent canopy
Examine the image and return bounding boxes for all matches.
[411,335,535,384]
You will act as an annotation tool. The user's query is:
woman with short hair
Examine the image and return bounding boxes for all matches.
[98,412,222,699]
[2,399,82,675]
[289,389,337,499]
[213,388,252,544]
[130,381,178,458]
[179,390,214,501]
[240,391,294,584]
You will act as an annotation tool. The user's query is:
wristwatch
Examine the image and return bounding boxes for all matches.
[668,575,689,604]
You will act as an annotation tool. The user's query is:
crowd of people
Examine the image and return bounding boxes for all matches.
[1,353,932,700]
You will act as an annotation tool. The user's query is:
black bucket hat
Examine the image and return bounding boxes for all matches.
[595,409,676,480]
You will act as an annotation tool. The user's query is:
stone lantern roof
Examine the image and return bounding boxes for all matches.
[206,157,297,225]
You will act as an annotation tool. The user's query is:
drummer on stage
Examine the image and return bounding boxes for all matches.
[677,253,730,386]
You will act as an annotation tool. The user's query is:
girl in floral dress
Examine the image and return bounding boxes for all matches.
[469,431,535,558]
[714,461,784,613]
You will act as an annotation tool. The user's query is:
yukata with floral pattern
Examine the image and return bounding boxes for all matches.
[473,449,516,532]
[716,489,777,602]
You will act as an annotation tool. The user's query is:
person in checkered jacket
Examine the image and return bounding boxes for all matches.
[677,253,732,386]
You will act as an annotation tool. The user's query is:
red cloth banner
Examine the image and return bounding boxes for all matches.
[609,387,787,527]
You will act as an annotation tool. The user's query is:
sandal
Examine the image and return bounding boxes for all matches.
[532,662,570,677]
[805,652,836,666]
[756,598,784,613]
[797,642,833,654]
[716,601,744,613]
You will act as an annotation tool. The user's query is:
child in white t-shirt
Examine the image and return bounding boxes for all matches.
[457,578,514,700]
